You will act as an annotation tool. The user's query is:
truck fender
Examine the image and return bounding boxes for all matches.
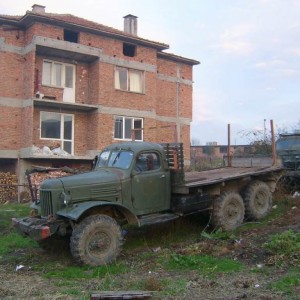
[56,201,139,225]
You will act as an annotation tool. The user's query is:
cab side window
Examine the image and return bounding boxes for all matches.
[135,152,160,172]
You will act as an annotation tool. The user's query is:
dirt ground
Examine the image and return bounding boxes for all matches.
[0,197,299,300]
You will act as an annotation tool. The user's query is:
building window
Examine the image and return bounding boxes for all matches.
[115,67,144,93]
[123,43,136,57]
[114,116,143,141]
[42,60,75,89]
[64,29,78,43]
[40,112,74,154]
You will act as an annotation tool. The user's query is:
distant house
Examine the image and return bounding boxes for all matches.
[0,5,199,188]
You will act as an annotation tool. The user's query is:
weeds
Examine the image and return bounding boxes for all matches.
[263,230,300,256]
[200,228,237,241]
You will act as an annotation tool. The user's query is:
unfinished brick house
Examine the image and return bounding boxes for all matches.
[0,4,199,190]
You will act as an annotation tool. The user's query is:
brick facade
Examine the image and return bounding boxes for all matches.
[0,5,199,188]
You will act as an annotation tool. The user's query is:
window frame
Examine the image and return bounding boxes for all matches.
[114,116,143,141]
[42,59,76,89]
[114,66,144,93]
[40,111,74,155]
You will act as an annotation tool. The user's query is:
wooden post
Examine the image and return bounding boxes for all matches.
[227,124,232,167]
[270,119,277,165]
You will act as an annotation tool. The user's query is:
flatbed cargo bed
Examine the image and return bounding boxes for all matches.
[172,165,283,193]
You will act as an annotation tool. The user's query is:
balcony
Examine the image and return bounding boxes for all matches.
[34,36,102,63]
[33,98,98,112]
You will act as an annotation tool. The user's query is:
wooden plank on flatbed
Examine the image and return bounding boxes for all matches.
[183,166,283,188]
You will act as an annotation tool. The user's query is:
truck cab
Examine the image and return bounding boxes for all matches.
[94,142,171,214]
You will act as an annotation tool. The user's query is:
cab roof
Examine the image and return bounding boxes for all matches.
[103,141,164,154]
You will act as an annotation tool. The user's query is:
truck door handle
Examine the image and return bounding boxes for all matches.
[160,175,166,178]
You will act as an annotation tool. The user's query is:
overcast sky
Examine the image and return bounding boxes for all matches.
[1,0,300,145]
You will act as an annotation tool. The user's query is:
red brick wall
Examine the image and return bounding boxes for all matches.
[0,52,24,98]
[0,107,22,149]
[0,27,25,47]
[22,106,34,148]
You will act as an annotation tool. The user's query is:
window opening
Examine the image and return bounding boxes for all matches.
[115,67,144,93]
[64,29,78,43]
[123,43,136,57]
[42,60,76,101]
[114,116,143,141]
[40,112,74,154]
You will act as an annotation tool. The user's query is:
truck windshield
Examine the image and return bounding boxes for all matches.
[97,150,133,169]
[276,138,300,151]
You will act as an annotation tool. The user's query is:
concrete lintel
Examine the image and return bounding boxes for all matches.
[157,73,193,86]
[0,150,19,158]
[99,55,156,73]
[0,98,33,108]
[99,105,191,125]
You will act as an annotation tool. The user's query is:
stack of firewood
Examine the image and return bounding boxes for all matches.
[29,170,71,199]
[0,172,18,203]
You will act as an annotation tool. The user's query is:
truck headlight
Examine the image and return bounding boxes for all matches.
[61,192,71,206]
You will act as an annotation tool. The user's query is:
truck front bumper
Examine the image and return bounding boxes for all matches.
[12,217,55,241]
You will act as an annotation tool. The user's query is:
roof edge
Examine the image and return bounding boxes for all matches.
[158,51,200,66]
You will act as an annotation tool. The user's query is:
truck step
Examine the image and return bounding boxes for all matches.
[139,213,179,226]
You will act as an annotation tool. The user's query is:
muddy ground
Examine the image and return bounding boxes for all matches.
[0,196,299,300]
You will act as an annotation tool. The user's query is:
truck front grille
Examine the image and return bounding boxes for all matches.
[40,191,53,217]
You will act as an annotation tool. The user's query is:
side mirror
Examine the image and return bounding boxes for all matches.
[92,155,99,169]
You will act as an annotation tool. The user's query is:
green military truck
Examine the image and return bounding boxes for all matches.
[13,142,283,266]
[276,133,300,193]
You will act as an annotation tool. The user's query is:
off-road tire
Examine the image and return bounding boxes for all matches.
[70,215,122,266]
[244,181,272,220]
[212,192,245,231]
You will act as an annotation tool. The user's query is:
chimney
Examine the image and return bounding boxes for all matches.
[123,14,138,35]
[32,4,46,13]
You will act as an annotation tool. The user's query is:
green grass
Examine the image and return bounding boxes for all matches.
[0,203,31,228]
[0,232,37,255]
[0,203,37,256]
[0,199,298,298]
[45,262,127,279]
[270,270,300,295]
[166,253,243,276]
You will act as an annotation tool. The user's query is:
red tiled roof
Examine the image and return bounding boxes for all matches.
[0,10,169,50]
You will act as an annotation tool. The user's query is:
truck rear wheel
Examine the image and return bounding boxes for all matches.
[70,215,122,266]
[244,181,272,220]
[212,192,245,231]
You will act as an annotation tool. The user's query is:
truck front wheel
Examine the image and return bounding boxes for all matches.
[70,215,122,266]
[212,192,245,231]
[244,181,272,220]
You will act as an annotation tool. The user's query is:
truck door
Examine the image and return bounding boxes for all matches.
[131,151,170,213]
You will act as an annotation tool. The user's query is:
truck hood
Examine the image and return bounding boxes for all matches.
[58,169,123,203]
[59,169,121,188]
